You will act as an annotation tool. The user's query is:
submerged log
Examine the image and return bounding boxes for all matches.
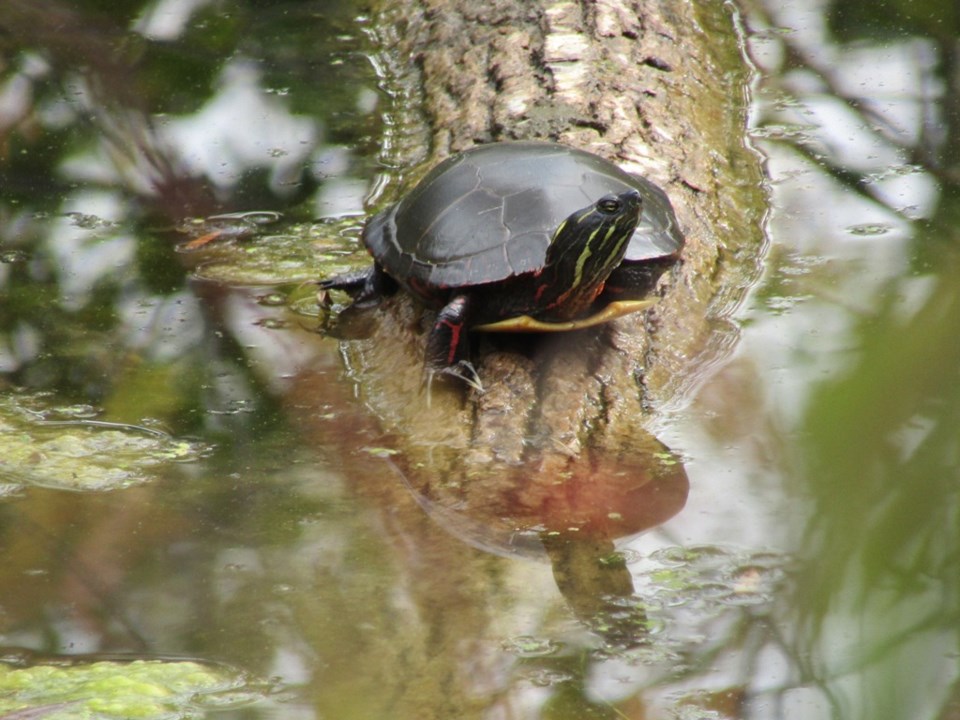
[332,0,765,476]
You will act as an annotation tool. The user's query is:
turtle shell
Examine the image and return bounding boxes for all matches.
[363,141,682,294]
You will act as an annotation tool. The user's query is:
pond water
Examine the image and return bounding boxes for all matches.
[1,1,959,719]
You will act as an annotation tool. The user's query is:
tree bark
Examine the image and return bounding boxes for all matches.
[336,0,765,477]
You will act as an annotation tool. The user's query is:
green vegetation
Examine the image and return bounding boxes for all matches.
[0,658,260,719]
[0,392,209,491]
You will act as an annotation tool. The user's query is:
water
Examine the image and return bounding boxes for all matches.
[1,0,958,718]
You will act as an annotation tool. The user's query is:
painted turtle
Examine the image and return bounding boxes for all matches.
[321,141,683,386]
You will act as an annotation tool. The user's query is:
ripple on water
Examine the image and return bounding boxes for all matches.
[501,635,563,658]
[846,222,893,237]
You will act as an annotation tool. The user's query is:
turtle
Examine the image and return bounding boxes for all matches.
[320,141,683,386]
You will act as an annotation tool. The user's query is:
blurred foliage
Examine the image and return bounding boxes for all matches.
[800,264,960,563]
[747,0,960,714]
[771,7,960,718]
[827,0,959,41]
[795,221,960,717]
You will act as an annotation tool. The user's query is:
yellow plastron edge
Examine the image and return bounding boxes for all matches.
[473,298,658,333]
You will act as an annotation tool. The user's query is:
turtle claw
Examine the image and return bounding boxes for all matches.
[422,361,484,405]
[444,360,484,393]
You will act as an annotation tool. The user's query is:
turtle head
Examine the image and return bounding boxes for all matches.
[540,189,643,319]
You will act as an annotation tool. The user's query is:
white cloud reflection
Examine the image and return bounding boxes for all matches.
[159,60,319,195]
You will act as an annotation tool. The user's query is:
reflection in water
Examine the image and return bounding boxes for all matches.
[392,439,689,645]
[394,443,687,560]
[0,0,373,225]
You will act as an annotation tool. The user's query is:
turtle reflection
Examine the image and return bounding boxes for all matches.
[390,434,688,646]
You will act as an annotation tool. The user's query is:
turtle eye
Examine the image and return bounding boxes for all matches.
[597,196,622,214]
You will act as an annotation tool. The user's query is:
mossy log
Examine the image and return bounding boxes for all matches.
[333,0,766,482]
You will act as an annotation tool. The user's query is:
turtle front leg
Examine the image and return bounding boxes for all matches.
[425,294,483,391]
[319,262,397,307]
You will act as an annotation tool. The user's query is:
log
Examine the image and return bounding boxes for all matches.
[332,0,765,478]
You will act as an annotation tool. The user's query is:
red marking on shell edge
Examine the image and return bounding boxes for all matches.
[409,276,441,302]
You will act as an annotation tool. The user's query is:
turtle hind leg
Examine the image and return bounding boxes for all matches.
[319,263,397,307]
[424,294,482,391]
